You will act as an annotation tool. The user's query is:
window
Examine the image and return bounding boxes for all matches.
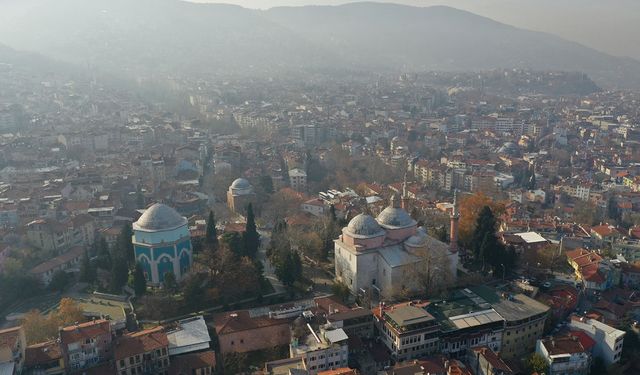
[130,357,135,365]
[120,360,125,367]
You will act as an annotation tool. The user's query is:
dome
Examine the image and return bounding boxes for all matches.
[231,178,251,189]
[346,214,383,237]
[134,203,187,231]
[376,206,416,228]
[405,227,428,247]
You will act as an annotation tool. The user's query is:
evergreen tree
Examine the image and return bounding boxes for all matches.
[183,275,205,310]
[329,204,337,222]
[205,210,218,249]
[79,248,94,283]
[221,232,244,257]
[133,263,147,296]
[528,165,537,190]
[275,250,302,287]
[136,185,145,209]
[95,236,111,270]
[472,206,497,258]
[116,223,134,267]
[243,203,260,258]
[259,175,274,194]
[110,257,129,294]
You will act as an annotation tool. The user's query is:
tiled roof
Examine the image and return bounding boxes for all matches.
[60,319,111,344]
[29,246,84,275]
[0,326,22,349]
[114,327,168,359]
[168,350,216,375]
[25,340,62,367]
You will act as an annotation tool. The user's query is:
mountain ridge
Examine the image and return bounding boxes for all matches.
[0,0,638,88]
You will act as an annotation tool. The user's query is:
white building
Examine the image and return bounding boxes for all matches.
[290,323,349,375]
[334,195,457,299]
[568,315,625,365]
[536,336,591,375]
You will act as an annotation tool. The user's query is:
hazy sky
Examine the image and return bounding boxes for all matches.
[188,0,640,60]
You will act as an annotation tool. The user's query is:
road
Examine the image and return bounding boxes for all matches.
[257,230,286,295]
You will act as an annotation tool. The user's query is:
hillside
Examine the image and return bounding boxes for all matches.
[0,0,638,88]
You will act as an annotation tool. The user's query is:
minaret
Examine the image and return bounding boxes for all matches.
[449,189,459,253]
[401,173,409,210]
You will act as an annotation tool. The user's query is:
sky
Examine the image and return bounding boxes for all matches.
[188,0,640,60]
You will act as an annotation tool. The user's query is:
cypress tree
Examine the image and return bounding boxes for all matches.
[133,262,147,296]
[243,203,260,258]
[79,248,94,283]
[205,210,218,249]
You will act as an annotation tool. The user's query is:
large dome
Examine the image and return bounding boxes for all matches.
[231,178,251,189]
[376,206,416,228]
[346,214,384,237]
[134,203,187,231]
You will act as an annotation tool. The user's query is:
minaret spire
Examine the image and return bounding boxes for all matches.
[401,173,409,210]
[449,189,459,253]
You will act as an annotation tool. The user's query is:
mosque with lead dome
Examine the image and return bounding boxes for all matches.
[132,203,193,286]
[334,189,459,299]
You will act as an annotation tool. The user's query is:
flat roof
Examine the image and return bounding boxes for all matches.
[386,305,435,327]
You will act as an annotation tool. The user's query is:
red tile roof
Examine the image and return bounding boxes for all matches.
[0,326,22,349]
[60,319,111,344]
[568,331,596,351]
[169,350,216,375]
[114,327,168,360]
[25,340,62,367]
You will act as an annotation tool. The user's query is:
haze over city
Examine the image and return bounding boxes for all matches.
[0,1,640,375]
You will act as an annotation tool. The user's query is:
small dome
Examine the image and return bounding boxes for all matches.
[405,227,428,247]
[134,203,187,231]
[231,178,251,189]
[346,214,383,237]
[377,206,415,228]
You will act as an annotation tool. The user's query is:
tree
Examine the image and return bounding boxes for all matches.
[528,165,537,190]
[275,250,302,287]
[79,248,95,284]
[136,185,145,209]
[331,282,351,302]
[221,232,244,257]
[133,263,147,296]
[259,175,274,194]
[183,274,205,310]
[205,210,218,249]
[163,272,178,292]
[21,310,58,344]
[526,353,549,375]
[115,223,134,267]
[57,298,85,326]
[110,257,129,294]
[458,193,504,248]
[95,236,111,270]
[243,203,260,258]
[49,270,71,292]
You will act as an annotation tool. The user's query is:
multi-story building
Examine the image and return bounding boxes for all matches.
[114,327,170,375]
[24,340,65,375]
[470,286,550,359]
[25,215,95,252]
[289,168,307,192]
[374,302,440,362]
[467,346,514,375]
[326,308,374,339]
[568,315,625,365]
[0,326,26,374]
[290,324,349,375]
[536,336,591,375]
[60,320,113,372]
[28,245,84,286]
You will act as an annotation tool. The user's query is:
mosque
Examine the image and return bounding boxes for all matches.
[334,189,459,299]
[227,178,255,214]
[132,203,193,286]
